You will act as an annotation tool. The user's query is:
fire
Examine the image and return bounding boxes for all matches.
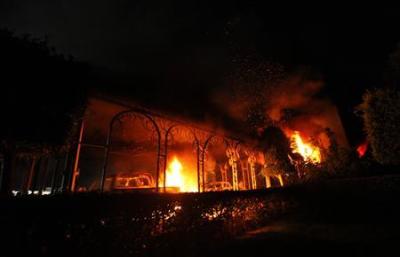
[290,131,321,164]
[165,156,197,192]
[356,141,368,158]
[166,157,184,189]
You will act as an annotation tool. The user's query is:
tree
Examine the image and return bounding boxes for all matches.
[259,126,294,176]
[357,88,400,165]
[0,29,89,194]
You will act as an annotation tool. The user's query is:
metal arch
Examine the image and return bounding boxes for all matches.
[201,133,237,153]
[233,142,261,190]
[200,134,216,192]
[201,135,239,192]
[232,140,242,152]
[100,108,162,193]
[240,145,256,190]
[185,128,201,193]
[224,138,242,191]
[162,124,175,192]
[98,106,253,193]
[202,134,216,150]
[244,147,258,190]
[163,125,201,192]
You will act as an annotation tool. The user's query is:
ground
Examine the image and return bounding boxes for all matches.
[2,175,400,257]
[207,176,400,257]
[213,215,400,257]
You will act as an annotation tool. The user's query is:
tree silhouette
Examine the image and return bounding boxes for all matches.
[357,88,400,166]
[0,28,89,194]
[258,126,294,176]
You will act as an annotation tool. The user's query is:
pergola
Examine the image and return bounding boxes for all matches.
[90,107,260,193]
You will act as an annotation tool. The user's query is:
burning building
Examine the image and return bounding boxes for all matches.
[74,94,268,193]
[5,93,292,195]
[3,82,349,195]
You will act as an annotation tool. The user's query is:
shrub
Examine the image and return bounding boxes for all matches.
[357,88,400,165]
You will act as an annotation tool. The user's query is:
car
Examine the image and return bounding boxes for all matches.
[99,172,156,192]
[205,181,233,192]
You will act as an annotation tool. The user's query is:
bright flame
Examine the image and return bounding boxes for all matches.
[165,156,197,192]
[166,157,184,189]
[291,131,321,164]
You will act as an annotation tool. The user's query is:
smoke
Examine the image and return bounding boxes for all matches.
[213,67,349,148]
[266,74,323,121]
[269,71,348,147]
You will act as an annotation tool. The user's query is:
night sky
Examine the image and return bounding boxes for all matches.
[1,1,400,145]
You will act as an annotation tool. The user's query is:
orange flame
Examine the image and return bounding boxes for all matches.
[165,156,197,193]
[290,131,321,164]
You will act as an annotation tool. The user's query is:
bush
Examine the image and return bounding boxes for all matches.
[357,88,400,165]
[0,191,296,257]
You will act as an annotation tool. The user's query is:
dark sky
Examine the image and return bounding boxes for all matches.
[1,1,400,144]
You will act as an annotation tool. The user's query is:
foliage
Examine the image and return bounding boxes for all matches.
[0,191,295,257]
[302,129,373,179]
[262,147,292,177]
[357,88,400,165]
[0,28,89,155]
[259,126,294,176]
[291,128,373,180]
[322,147,359,175]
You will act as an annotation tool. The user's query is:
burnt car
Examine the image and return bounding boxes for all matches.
[205,181,233,192]
[101,172,156,192]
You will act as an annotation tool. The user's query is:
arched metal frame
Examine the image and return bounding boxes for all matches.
[100,109,161,192]
[200,135,214,192]
[99,107,262,193]
[163,125,200,192]
[200,136,242,192]
[225,140,241,191]
[243,147,258,190]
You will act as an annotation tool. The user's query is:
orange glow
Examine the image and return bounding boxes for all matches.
[165,156,197,192]
[290,131,321,164]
